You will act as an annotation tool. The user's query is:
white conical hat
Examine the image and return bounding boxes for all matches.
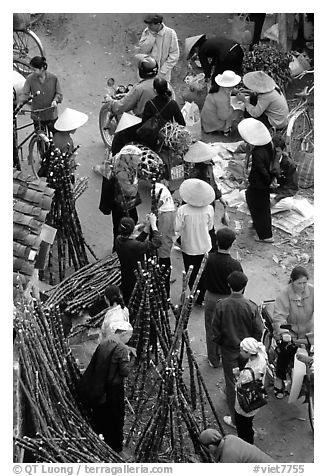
[237,118,271,146]
[179,178,215,207]
[115,112,142,133]
[243,71,276,93]
[54,108,88,131]
[185,34,206,59]
[183,141,217,163]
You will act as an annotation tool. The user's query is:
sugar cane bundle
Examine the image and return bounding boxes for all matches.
[159,122,192,157]
[14,293,124,463]
[73,176,89,201]
[44,253,121,317]
[40,142,92,282]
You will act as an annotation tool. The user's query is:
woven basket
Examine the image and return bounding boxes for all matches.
[296,151,314,189]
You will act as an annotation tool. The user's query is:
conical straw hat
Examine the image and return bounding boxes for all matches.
[54,108,88,131]
[115,112,142,133]
[237,118,271,146]
[183,141,217,163]
[243,71,276,93]
[185,34,206,59]
[179,178,215,207]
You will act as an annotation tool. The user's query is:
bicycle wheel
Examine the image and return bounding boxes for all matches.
[262,329,276,381]
[13,58,34,78]
[13,29,44,64]
[28,133,49,177]
[308,377,314,431]
[286,109,314,160]
[99,104,117,148]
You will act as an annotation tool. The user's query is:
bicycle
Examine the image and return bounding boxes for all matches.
[13,15,44,78]
[14,95,53,177]
[260,300,314,431]
[285,70,314,160]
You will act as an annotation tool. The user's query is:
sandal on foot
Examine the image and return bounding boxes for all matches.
[223,415,236,429]
[255,237,274,243]
[274,384,285,399]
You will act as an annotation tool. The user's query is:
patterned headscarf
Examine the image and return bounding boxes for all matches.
[155,183,175,213]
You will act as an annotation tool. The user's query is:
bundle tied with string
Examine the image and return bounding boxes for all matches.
[159,122,193,157]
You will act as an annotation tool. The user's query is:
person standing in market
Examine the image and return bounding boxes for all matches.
[78,320,134,456]
[202,227,243,368]
[115,214,162,305]
[212,271,263,429]
[238,118,275,243]
[154,182,176,297]
[20,56,63,134]
[185,35,244,87]
[234,338,267,444]
[184,140,227,251]
[175,178,215,305]
[199,428,274,463]
[136,14,179,83]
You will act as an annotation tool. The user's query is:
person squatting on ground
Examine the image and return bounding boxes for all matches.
[140,76,185,150]
[137,14,179,83]
[234,337,267,444]
[20,56,63,135]
[175,178,215,305]
[201,70,241,136]
[212,271,263,428]
[115,214,162,305]
[236,71,289,131]
[270,133,298,206]
[79,320,134,454]
[155,183,176,297]
[183,141,227,252]
[98,284,130,344]
[272,266,314,398]
[108,56,158,155]
[202,227,243,368]
[238,118,275,243]
[185,34,244,87]
[199,428,274,463]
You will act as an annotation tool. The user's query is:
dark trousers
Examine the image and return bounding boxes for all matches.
[181,252,206,304]
[34,119,56,135]
[92,383,125,453]
[221,353,240,424]
[246,186,272,240]
[276,341,297,380]
[211,44,244,85]
[204,291,227,366]
[249,13,266,47]
[112,206,138,252]
[111,124,140,156]
[235,411,255,444]
[159,257,171,298]
[244,109,271,130]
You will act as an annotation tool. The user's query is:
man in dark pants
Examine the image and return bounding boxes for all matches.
[185,35,244,87]
[202,228,243,368]
[211,271,263,428]
[248,14,266,49]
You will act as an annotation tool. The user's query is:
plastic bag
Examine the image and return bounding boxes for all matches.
[230,14,254,45]
[184,73,206,92]
[263,23,279,42]
[181,101,201,140]
[221,210,230,226]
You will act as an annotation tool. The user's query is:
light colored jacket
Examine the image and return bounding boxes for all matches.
[98,305,130,344]
[138,24,179,82]
[245,89,289,129]
[272,283,314,339]
[175,204,214,255]
[201,88,234,133]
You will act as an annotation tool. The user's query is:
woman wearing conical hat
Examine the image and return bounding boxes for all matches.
[53,107,88,154]
[236,71,289,130]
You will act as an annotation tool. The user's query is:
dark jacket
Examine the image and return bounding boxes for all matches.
[274,153,299,202]
[248,144,273,190]
[198,37,241,78]
[212,293,263,359]
[190,161,222,200]
[142,96,186,126]
[202,252,243,294]
[115,230,162,304]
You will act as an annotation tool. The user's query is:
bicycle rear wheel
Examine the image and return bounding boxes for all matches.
[308,378,314,431]
[28,133,49,177]
[13,29,44,65]
[99,104,117,148]
[13,58,34,78]
[286,109,313,160]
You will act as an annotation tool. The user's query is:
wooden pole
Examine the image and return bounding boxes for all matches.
[278,13,288,52]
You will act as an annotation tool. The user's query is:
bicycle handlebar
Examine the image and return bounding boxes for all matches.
[14,91,40,116]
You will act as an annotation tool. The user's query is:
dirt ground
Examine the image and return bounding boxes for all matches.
[21,13,314,462]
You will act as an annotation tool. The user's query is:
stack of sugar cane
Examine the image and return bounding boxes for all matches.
[13,288,124,463]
